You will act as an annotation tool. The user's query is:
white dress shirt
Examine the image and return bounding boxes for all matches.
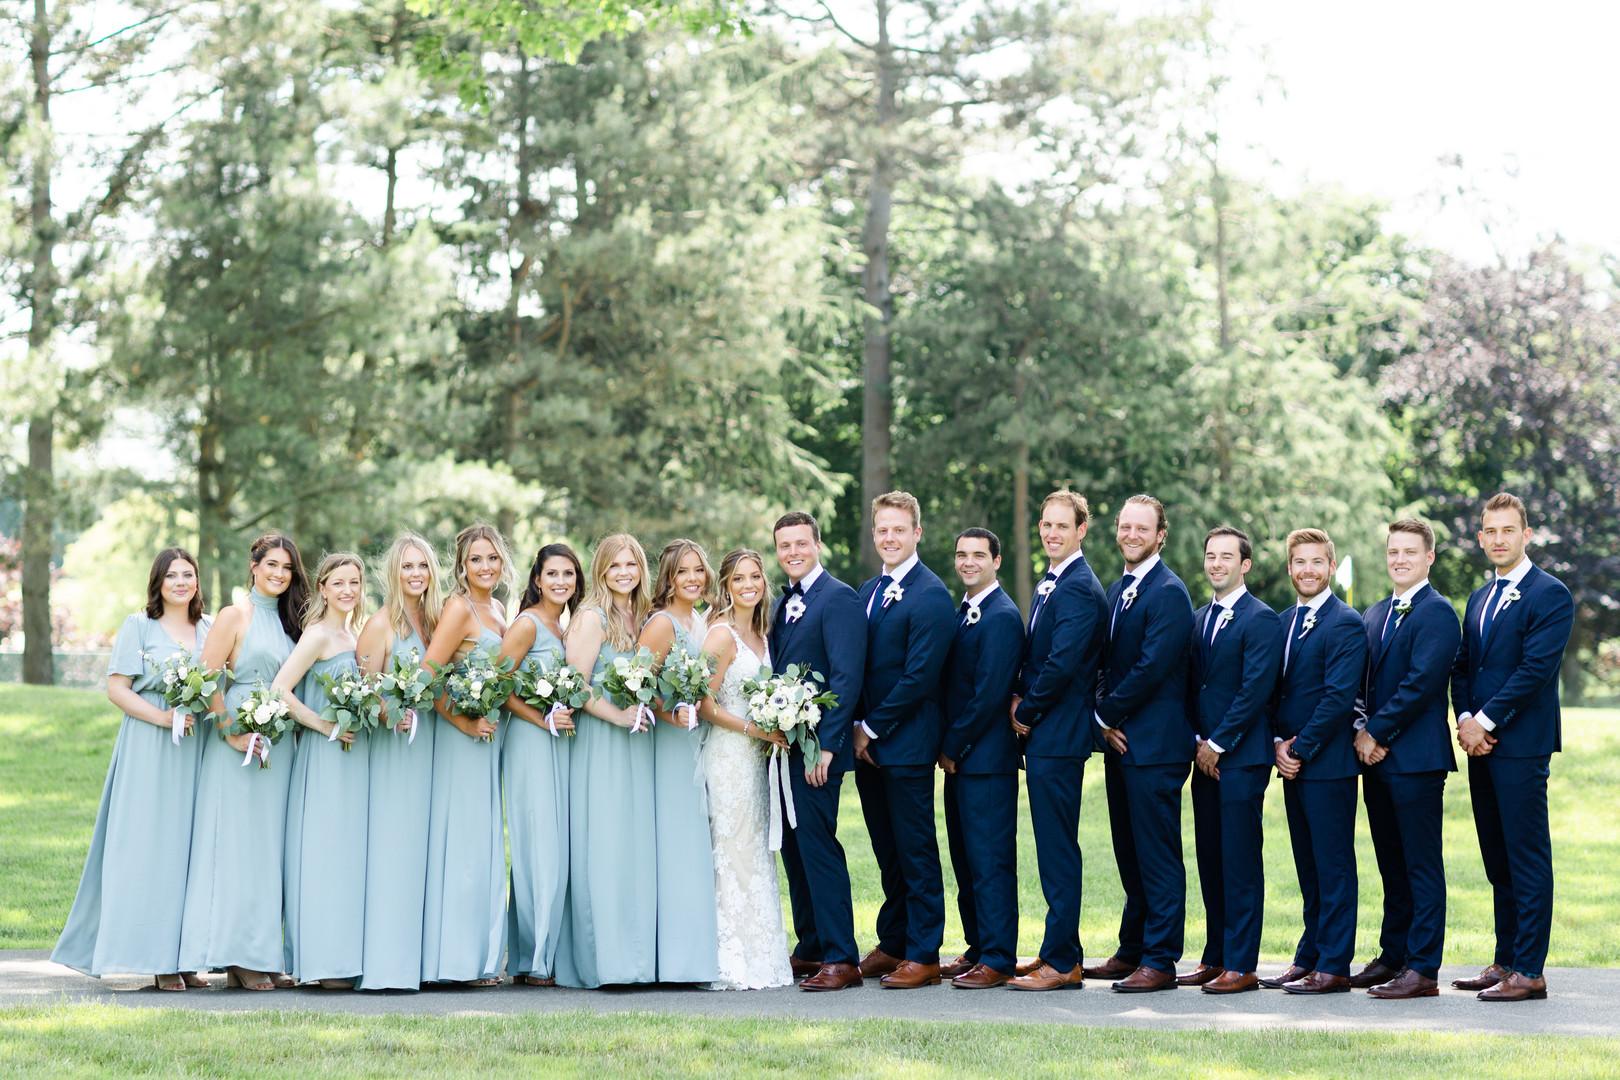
[1097,552,1164,731]
[1462,556,1533,732]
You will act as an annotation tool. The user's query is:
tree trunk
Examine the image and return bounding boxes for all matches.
[1012,434,1031,615]
[498,52,536,543]
[198,353,230,608]
[22,0,57,685]
[1561,611,1587,706]
[858,0,897,575]
[1212,151,1231,353]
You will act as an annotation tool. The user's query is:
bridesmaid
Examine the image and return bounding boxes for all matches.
[638,539,720,984]
[555,533,657,988]
[420,523,513,986]
[355,532,445,991]
[53,548,212,990]
[276,553,370,989]
[178,533,310,990]
[498,542,583,986]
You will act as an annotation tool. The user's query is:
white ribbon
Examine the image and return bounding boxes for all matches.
[239,732,268,767]
[171,708,187,746]
[544,703,564,737]
[677,702,699,731]
[404,707,418,746]
[630,703,657,733]
[327,721,341,743]
[767,744,798,852]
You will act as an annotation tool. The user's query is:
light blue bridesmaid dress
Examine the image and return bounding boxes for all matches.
[648,609,719,983]
[177,588,295,974]
[282,650,369,983]
[554,608,657,988]
[359,623,435,991]
[53,613,211,976]
[503,611,571,980]
[421,602,507,982]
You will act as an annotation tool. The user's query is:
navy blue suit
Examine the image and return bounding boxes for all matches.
[1359,584,1459,980]
[1271,593,1366,977]
[854,559,956,963]
[1187,590,1281,973]
[1015,552,1106,972]
[1097,559,1195,975]
[770,567,867,966]
[1450,564,1573,979]
[940,585,1024,974]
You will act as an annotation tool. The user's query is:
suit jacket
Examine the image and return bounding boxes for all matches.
[1097,560,1195,766]
[769,567,867,773]
[1187,591,1283,770]
[1270,593,1366,781]
[940,586,1024,774]
[1361,584,1460,774]
[1015,553,1107,760]
[855,559,957,767]
[1450,564,1574,758]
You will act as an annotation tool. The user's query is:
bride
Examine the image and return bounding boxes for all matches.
[697,548,795,990]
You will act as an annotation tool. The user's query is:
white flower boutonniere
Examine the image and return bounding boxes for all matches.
[963,605,981,627]
[882,581,905,608]
[785,595,807,624]
[1501,586,1522,610]
[1299,610,1319,638]
[1036,579,1057,598]
[1393,598,1413,627]
[1215,608,1235,632]
[1121,582,1139,611]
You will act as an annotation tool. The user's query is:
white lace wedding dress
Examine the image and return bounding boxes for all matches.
[700,624,793,990]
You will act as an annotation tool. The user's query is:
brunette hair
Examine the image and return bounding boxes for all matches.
[1040,490,1090,526]
[519,542,584,615]
[713,548,772,642]
[248,533,309,641]
[305,552,367,634]
[1204,525,1252,563]
[772,510,821,544]
[378,531,446,642]
[1482,492,1529,529]
[1119,493,1167,534]
[145,547,206,623]
[955,527,1001,560]
[1285,527,1336,563]
[650,538,715,612]
[1387,518,1436,552]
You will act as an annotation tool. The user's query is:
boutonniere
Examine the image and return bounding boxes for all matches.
[1215,608,1235,632]
[785,595,807,623]
[963,605,981,626]
[1393,598,1413,627]
[1121,582,1139,610]
[882,581,905,608]
[1299,610,1318,638]
[1036,579,1057,598]
[1500,586,1522,610]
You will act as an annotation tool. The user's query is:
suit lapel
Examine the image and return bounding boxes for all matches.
[1481,565,1539,663]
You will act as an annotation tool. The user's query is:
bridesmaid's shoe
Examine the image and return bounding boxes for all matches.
[181,972,211,989]
[467,977,501,987]
[318,979,355,991]
[271,973,296,989]
[154,974,187,992]
[517,975,555,987]
[224,967,274,991]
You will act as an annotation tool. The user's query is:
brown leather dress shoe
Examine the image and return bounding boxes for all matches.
[951,963,1011,989]
[1007,962,1085,991]
[1477,972,1548,1002]
[789,955,823,979]
[880,961,942,989]
[1281,971,1351,995]
[1175,963,1224,987]
[800,963,863,992]
[1452,963,1511,991]
[1112,965,1177,993]
[1081,955,1137,980]
[1258,964,1311,989]
[1348,958,1402,989]
[1202,970,1259,994]
[1013,956,1043,977]
[858,948,902,979]
[1367,969,1438,999]
[940,954,975,979]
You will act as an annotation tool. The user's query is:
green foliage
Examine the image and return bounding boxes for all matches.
[56,494,197,642]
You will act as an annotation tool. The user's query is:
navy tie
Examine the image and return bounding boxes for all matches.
[1479,577,1513,648]
[1206,605,1223,650]
[1029,572,1058,630]
[870,574,893,620]
[1380,599,1400,647]
[1284,604,1310,670]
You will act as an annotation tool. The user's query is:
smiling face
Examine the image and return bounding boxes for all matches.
[538,554,578,609]
[673,549,709,604]
[1478,507,1531,571]
[162,558,199,609]
[252,547,295,597]
[1116,502,1165,572]
[1203,534,1250,598]
[605,545,641,598]
[1289,542,1335,601]
[1038,501,1085,565]
[1386,529,1435,593]
[399,544,430,599]
[872,506,921,572]
[954,535,1000,592]
[726,556,766,615]
[322,561,363,615]
[774,524,820,583]
[463,538,502,595]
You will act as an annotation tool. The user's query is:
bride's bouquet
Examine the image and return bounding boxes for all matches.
[375,648,438,745]
[656,643,714,730]
[315,668,385,752]
[516,656,592,736]
[229,682,293,769]
[439,649,519,743]
[148,651,223,745]
[600,646,660,733]
[741,663,838,773]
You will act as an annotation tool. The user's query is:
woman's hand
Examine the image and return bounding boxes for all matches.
[548,706,575,733]
[226,731,256,754]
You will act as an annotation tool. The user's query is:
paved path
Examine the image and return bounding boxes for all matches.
[3,952,1615,1037]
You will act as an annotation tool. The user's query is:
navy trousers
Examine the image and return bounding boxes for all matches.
[943,772,1018,974]
[855,762,944,963]
[1104,755,1189,974]
[1282,776,1358,976]
[1191,764,1269,973]
[780,764,857,966]
[1363,768,1447,978]
[1469,754,1553,978]
[1025,755,1085,972]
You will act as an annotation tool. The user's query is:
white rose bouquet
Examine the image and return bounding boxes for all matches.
[742,663,838,776]
[315,668,385,752]
[517,657,593,736]
[599,646,660,733]
[229,682,293,769]
[375,649,439,745]
[148,651,223,745]
[656,644,714,730]
[440,649,519,743]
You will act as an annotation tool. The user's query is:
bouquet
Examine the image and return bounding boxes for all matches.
[375,648,439,745]
[315,668,385,752]
[516,656,592,736]
[229,682,293,769]
[656,644,714,730]
[599,646,660,733]
[148,651,223,746]
[440,649,519,742]
[742,663,838,773]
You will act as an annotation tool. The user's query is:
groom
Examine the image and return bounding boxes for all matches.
[770,510,868,991]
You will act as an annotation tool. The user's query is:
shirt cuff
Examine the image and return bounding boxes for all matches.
[1094,711,1112,730]
[1475,712,1496,731]
[1456,711,1471,728]
[859,721,878,739]
[1273,736,1284,744]
[1353,717,1367,731]
[1205,739,1225,754]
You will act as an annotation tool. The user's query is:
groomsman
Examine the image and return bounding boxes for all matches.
[1006,490,1106,991]
[1084,494,1194,993]
[770,511,868,991]
[1450,493,1574,1002]
[938,527,1025,989]
[1264,528,1367,994]
[1184,526,1282,994]
[852,492,957,989]
[1350,518,1461,999]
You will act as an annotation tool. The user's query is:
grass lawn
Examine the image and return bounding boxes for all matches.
[4,684,1618,967]
[2,1007,1619,1078]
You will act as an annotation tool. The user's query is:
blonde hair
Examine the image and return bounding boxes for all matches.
[1286,527,1336,562]
[379,532,446,643]
[1041,489,1090,526]
[871,490,922,528]
[305,552,367,635]
[452,523,516,600]
[650,538,715,612]
[713,548,772,642]
[572,533,652,651]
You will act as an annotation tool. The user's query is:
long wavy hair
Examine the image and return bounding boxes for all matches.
[571,533,651,652]
[518,542,584,616]
[649,538,715,613]
[712,548,772,642]
[451,523,516,601]
[145,547,206,623]
[379,532,446,643]
[304,552,367,635]
[248,533,309,641]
